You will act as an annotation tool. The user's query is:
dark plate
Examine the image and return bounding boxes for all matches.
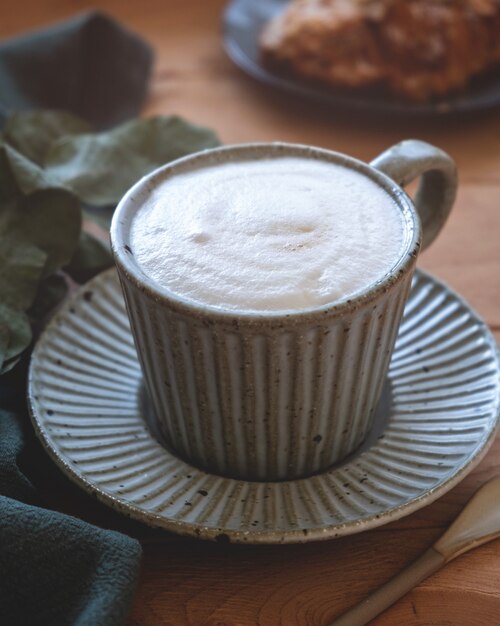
[223,0,500,118]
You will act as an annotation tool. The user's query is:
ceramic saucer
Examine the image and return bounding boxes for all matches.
[28,269,500,544]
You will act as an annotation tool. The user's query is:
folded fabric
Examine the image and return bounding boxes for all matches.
[0,12,153,625]
[0,11,154,128]
[1,411,142,626]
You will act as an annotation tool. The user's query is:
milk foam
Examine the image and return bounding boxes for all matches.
[130,156,405,312]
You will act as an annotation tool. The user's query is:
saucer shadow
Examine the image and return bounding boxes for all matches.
[139,380,394,480]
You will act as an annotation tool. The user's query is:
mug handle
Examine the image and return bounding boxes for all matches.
[371,140,457,250]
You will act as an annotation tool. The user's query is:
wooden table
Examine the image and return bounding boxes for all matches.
[3,1,500,624]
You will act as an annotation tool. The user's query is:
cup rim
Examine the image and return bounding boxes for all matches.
[110,142,421,323]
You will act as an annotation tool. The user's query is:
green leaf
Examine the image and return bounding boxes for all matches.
[0,304,32,374]
[2,143,59,195]
[0,147,21,203]
[0,213,47,310]
[13,188,82,276]
[44,116,220,206]
[0,324,9,365]
[4,110,92,165]
[0,187,80,354]
[0,188,79,370]
[64,231,113,283]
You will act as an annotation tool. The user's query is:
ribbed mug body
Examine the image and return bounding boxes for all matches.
[118,268,415,480]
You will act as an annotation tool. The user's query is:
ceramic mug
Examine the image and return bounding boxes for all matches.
[111,141,457,481]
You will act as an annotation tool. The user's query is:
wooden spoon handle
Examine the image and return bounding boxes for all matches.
[329,547,445,626]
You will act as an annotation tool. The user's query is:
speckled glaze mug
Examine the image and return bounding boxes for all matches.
[111,140,457,481]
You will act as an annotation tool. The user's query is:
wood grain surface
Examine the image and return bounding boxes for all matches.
[2,1,500,624]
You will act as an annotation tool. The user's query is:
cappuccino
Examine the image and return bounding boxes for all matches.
[130,156,405,312]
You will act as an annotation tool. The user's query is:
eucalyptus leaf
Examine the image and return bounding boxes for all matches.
[13,188,81,276]
[0,186,78,370]
[4,110,93,165]
[0,147,21,203]
[2,143,59,194]
[44,116,220,206]
[64,231,113,283]
[0,304,32,374]
[0,219,47,310]
[0,326,9,369]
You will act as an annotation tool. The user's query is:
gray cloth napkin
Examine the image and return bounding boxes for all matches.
[0,11,153,128]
